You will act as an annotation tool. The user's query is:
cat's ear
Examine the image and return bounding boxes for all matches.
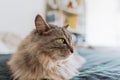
[35,14,50,33]
[63,24,69,29]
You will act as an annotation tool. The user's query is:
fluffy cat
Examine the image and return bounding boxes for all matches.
[8,14,85,80]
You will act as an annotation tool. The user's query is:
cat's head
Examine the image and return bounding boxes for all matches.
[29,14,73,60]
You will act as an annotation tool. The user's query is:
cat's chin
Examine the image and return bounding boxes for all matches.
[57,54,71,60]
[51,54,71,60]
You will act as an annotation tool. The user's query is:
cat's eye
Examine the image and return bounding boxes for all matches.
[56,39,65,44]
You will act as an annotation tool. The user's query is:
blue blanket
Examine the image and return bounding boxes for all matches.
[71,48,120,80]
[0,54,12,80]
[0,48,120,80]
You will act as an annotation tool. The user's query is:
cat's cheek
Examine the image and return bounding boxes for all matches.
[48,49,71,60]
[51,54,62,60]
[61,50,71,56]
[49,52,64,60]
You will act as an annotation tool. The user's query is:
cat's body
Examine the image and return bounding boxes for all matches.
[8,15,85,80]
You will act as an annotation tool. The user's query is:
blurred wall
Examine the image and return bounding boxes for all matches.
[86,0,120,47]
[0,0,46,37]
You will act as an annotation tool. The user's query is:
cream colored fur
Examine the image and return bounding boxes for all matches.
[8,50,85,80]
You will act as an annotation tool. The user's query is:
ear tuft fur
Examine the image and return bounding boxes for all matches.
[64,24,69,29]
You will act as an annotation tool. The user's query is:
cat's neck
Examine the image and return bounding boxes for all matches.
[37,54,64,69]
[36,53,84,80]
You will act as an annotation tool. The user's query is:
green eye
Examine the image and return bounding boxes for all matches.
[56,39,65,44]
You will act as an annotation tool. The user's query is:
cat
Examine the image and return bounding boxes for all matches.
[7,14,85,80]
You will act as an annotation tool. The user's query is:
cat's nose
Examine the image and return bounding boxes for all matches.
[68,45,74,53]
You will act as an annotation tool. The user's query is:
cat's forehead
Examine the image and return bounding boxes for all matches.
[49,24,70,35]
[49,24,71,38]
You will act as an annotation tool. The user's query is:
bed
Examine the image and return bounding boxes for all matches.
[0,48,120,80]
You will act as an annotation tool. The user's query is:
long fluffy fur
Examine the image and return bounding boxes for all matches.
[8,15,85,80]
[8,50,85,80]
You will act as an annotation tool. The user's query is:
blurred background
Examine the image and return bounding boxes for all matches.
[1,1,120,79]
[0,0,120,53]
